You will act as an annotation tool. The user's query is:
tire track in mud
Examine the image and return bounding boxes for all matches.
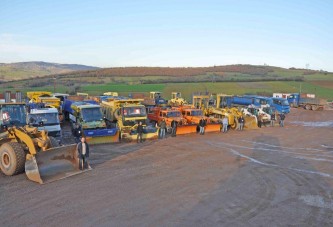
[278,169,333,226]
[206,139,333,225]
[221,167,276,225]
[207,141,333,179]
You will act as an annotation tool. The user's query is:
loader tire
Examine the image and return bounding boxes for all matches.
[49,136,60,148]
[0,142,25,176]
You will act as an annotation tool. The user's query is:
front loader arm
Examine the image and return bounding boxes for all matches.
[9,128,38,155]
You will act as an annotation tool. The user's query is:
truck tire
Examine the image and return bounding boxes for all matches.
[0,142,25,176]
[305,104,311,110]
[119,132,122,143]
[49,136,60,148]
[311,105,318,111]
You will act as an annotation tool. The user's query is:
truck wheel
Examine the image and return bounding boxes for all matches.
[311,105,318,111]
[49,136,60,148]
[0,142,25,176]
[119,132,122,143]
[305,104,311,110]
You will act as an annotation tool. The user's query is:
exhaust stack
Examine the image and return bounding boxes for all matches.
[15,91,22,103]
[4,91,11,103]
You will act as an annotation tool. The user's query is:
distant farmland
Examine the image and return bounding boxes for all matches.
[1,64,332,101]
[1,81,332,101]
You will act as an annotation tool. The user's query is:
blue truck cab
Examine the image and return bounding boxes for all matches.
[243,95,290,114]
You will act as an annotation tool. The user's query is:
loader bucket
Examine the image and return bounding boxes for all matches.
[244,116,258,129]
[205,123,221,133]
[84,128,119,145]
[176,125,198,135]
[25,144,89,184]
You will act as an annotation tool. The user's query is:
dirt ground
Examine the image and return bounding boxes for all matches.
[1,108,333,226]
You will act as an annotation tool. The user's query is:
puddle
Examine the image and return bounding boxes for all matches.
[299,195,333,210]
[290,121,333,127]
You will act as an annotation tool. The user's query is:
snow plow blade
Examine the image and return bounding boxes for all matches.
[176,125,198,135]
[205,123,221,133]
[244,116,258,129]
[129,126,159,141]
[25,144,90,184]
[84,128,119,145]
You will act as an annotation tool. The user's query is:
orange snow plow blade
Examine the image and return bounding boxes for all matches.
[176,125,198,135]
[205,123,221,133]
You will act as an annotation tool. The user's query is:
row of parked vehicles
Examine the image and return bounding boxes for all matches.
[0,89,323,184]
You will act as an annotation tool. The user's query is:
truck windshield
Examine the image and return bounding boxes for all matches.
[191,110,203,116]
[273,99,289,106]
[281,100,289,106]
[1,105,26,126]
[167,111,180,117]
[262,107,272,115]
[81,108,103,122]
[248,108,258,116]
[123,107,146,117]
[28,113,59,126]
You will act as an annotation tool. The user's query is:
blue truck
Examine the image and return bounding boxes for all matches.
[218,95,290,114]
[287,93,326,111]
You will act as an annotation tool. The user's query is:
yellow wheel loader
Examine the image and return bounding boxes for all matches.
[168,92,188,106]
[0,125,86,184]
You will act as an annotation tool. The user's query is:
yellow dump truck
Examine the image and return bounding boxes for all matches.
[27,91,64,122]
[101,98,158,142]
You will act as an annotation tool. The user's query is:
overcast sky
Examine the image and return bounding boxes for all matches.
[1,0,332,71]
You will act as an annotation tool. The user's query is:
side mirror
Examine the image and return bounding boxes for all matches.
[1,124,8,131]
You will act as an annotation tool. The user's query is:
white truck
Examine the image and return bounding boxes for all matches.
[27,108,62,139]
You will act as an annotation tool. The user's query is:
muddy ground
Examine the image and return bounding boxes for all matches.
[1,108,333,226]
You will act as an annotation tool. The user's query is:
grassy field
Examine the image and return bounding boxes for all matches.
[2,80,332,101]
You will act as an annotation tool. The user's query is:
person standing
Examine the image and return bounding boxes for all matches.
[137,121,144,143]
[222,116,228,133]
[159,118,167,139]
[279,113,286,127]
[73,123,82,143]
[238,116,245,131]
[171,119,177,137]
[199,117,206,135]
[270,112,276,127]
[77,137,89,170]
[257,114,263,128]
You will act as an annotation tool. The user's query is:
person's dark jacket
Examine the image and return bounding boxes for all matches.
[199,119,206,127]
[159,120,167,129]
[280,114,285,120]
[271,114,276,120]
[137,124,144,134]
[77,142,90,158]
[171,120,177,128]
[73,126,82,138]
[238,117,245,124]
